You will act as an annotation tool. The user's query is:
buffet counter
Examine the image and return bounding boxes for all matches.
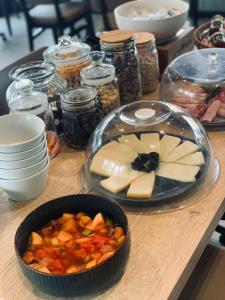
[1,91,225,300]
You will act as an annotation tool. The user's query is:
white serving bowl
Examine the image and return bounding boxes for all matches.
[0,142,48,170]
[0,152,49,180]
[0,134,46,162]
[0,113,45,153]
[114,0,189,43]
[0,158,49,201]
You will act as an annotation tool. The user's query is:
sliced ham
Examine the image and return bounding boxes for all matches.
[219,89,225,103]
[201,100,222,122]
[218,108,225,118]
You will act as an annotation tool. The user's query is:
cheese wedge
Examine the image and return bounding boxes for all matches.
[101,141,119,151]
[156,162,200,182]
[160,135,181,161]
[127,172,155,199]
[176,151,205,166]
[100,176,132,193]
[163,141,200,162]
[140,133,160,154]
[96,148,134,164]
[118,134,149,153]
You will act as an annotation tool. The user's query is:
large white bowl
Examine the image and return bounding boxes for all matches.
[0,152,49,180]
[0,142,48,170]
[0,158,49,201]
[0,134,46,162]
[0,114,45,153]
[114,0,189,43]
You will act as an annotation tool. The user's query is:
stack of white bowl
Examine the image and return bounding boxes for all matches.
[0,113,50,201]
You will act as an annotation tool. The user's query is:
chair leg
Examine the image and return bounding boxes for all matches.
[0,33,7,42]
[1,0,12,36]
[85,13,95,36]
[52,28,59,44]
[28,28,34,51]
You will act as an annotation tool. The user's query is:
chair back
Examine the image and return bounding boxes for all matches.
[91,0,131,13]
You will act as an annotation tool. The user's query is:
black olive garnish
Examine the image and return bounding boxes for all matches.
[132,152,159,173]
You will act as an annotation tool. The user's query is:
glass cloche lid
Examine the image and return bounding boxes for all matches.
[83,101,219,211]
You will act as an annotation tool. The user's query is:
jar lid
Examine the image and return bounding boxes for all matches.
[61,87,98,111]
[80,51,115,85]
[43,35,91,66]
[133,32,155,45]
[9,79,48,115]
[170,48,225,84]
[100,30,133,43]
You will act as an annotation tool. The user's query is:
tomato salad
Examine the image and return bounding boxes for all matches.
[23,212,125,274]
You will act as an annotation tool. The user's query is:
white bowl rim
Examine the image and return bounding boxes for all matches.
[0,158,50,182]
[0,132,46,156]
[0,151,49,174]
[114,0,189,22]
[0,142,48,166]
[0,113,45,148]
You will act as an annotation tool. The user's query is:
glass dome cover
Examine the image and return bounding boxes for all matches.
[84,101,219,211]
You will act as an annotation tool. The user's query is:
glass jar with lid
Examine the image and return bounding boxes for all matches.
[100,30,141,105]
[80,51,120,115]
[9,79,60,157]
[61,87,103,148]
[134,32,159,94]
[160,48,225,126]
[6,61,67,134]
[43,35,91,87]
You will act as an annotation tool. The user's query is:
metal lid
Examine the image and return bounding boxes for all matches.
[170,48,225,84]
[43,35,91,66]
[80,51,115,85]
[9,79,48,115]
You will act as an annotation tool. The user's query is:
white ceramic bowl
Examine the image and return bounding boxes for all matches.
[0,134,46,162]
[114,0,189,43]
[0,158,49,201]
[0,142,48,170]
[0,152,49,180]
[0,113,45,153]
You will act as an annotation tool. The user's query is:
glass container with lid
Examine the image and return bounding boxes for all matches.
[160,48,225,127]
[6,61,67,134]
[80,51,120,115]
[43,35,91,87]
[9,79,60,157]
[134,32,159,94]
[61,87,103,148]
[100,30,141,105]
[83,100,219,212]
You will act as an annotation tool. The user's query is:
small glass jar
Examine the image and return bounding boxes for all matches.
[100,30,141,105]
[9,79,60,158]
[61,87,103,148]
[7,61,67,135]
[134,32,159,94]
[80,51,120,115]
[43,35,91,87]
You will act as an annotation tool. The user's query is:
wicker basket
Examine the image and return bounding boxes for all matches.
[194,22,213,49]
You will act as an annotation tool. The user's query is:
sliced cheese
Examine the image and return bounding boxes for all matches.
[96,148,134,164]
[127,172,155,199]
[160,135,181,161]
[156,162,200,182]
[140,133,160,154]
[118,134,149,154]
[100,176,132,193]
[163,141,200,162]
[176,151,205,166]
[101,141,119,151]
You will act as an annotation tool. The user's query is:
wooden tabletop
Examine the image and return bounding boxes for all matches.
[1,96,225,300]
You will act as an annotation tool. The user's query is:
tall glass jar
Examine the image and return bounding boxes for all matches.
[61,87,103,148]
[6,61,67,135]
[80,51,120,116]
[134,32,159,94]
[100,30,141,105]
[8,79,60,157]
[43,35,91,87]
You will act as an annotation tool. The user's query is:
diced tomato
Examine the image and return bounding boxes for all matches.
[92,235,109,246]
[52,251,62,260]
[34,249,47,260]
[81,243,95,253]
[23,251,35,264]
[74,248,87,259]
[51,259,63,271]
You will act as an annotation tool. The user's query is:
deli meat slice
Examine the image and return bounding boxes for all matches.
[201,100,222,122]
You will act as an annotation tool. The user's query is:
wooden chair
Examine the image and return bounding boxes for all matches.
[19,0,94,51]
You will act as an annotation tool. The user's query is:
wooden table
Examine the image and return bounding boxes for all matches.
[1,99,225,300]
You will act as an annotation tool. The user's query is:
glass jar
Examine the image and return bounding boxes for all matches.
[43,35,91,87]
[134,32,159,94]
[9,79,60,158]
[7,61,67,135]
[80,51,120,116]
[61,87,103,148]
[100,30,141,105]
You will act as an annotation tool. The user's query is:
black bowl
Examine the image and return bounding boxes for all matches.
[15,194,130,297]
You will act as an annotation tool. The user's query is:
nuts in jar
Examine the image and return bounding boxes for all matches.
[96,86,120,115]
